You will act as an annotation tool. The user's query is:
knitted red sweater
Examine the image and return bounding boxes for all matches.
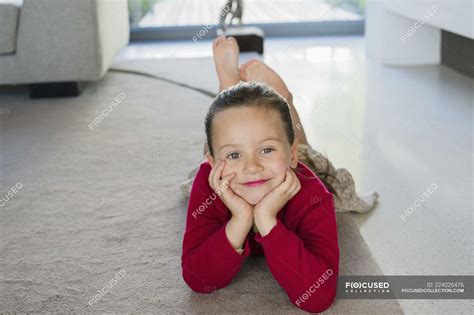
[181,161,340,313]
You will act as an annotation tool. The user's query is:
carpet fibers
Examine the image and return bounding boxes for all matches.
[0,58,403,313]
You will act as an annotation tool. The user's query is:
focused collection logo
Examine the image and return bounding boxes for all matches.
[345,281,390,293]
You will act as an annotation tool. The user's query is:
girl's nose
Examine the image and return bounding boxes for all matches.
[243,156,264,174]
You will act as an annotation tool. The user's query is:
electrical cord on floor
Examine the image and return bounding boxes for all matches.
[109,68,217,99]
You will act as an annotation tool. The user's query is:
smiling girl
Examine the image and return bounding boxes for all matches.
[181,36,342,313]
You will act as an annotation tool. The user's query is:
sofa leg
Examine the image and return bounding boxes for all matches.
[29,82,81,98]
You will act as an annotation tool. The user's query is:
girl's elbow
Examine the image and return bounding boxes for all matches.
[185,283,213,294]
[184,281,225,294]
[302,297,336,313]
[294,292,337,313]
[293,279,338,313]
[182,272,208,293]
[182,268,226,294]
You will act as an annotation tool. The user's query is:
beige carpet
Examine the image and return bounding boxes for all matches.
[0,58,403,313]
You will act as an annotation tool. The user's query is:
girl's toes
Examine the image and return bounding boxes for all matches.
[212,37,219,49]
[213,36,223,48]
[240,59,255,73]
[245,59,259,67]
[213,35,226,49]
[239,64,251,80]
[227,36,240,50]
[241,59,252,69]
[239,68,248,81]
[240,59,259,73]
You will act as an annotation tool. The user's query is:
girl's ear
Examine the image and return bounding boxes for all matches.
[206,153,215,168]
[290,139,299,168]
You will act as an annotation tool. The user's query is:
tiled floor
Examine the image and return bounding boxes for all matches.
[117,36,473,314]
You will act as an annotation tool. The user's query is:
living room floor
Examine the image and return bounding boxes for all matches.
[118,35,473,314]
[0,35,471,313]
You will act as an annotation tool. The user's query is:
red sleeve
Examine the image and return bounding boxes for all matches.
[181,164,251,293]
[254,193,339,313]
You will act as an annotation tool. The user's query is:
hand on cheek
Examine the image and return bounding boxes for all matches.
[253,167,301,236]
[208,158,254,220]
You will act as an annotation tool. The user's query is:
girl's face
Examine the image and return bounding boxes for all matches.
[207,107,299,205]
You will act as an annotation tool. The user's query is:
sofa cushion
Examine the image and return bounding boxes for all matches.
[0,3,20,54]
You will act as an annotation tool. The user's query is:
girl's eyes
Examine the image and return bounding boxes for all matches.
[226,148,275,160]
[227,152,240,160]
[261,147,274,154]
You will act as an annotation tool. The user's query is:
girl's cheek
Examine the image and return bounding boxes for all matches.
[274,173,286,187]
[221,163,234,177]
[230,181,238,192]
[272,164,289,186]
[222,164,239,183]
[272,159,290,175]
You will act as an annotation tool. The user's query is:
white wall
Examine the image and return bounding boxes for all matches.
[365,0,473,65]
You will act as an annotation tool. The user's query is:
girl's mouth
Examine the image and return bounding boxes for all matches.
[242,179,268,187]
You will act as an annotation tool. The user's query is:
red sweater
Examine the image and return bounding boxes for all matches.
[181,161,340,313]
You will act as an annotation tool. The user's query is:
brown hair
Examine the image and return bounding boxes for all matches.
[204,81,339,197]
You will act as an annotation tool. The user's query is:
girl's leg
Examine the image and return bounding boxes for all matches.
[205,36,242,155]
[212,35,241,93]
[239,60,309,146]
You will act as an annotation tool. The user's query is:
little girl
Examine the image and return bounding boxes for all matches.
[181,36,340,313]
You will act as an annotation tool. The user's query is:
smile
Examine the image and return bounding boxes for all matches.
[243,179,268,187]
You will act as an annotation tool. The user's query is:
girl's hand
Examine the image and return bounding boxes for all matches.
[254,167,301,221]
[208,158,254,220]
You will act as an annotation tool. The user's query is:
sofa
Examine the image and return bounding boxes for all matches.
[0,0,130,97]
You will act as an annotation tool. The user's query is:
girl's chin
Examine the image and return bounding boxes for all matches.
[231,179,281,205]
[242,196,263,206]
[234,189,266,205]
[244,196,262,206]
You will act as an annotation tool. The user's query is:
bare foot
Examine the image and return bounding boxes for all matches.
[212,36,241,92]
[240,59,309,146]
[239,59,291,101]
